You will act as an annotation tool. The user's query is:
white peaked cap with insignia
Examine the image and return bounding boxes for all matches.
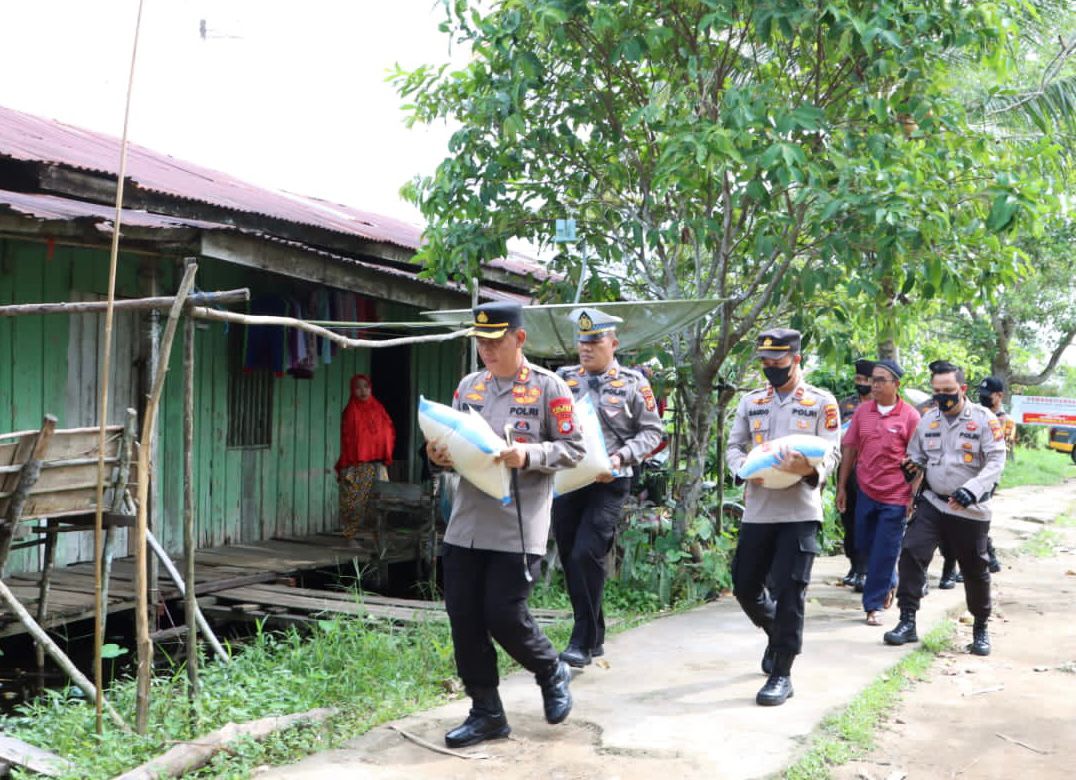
[568,307,623,342]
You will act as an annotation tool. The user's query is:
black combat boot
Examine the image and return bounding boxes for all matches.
[756,651,794,706]
[884,608,919,646]
[591,644,605,658]
[939,559,957,589]
[445,687,510,748]
[537,660,573,724]
[841,565,856,587]
[969,619,991,656]
[560,644,592,668]
[852,572,866,593]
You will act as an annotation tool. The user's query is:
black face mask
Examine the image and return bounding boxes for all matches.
[934,392,961,413]
[764,365,792,388]
[855,383,872,397]
[978,394,994,407]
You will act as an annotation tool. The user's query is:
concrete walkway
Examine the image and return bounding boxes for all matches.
[262,480,1076,780]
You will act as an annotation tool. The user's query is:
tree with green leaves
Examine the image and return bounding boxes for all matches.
[396,0,1050,525]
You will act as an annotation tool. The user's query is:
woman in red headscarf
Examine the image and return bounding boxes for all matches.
[335,374,395,540]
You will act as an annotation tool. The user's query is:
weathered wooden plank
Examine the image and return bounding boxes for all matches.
[0,240,15,435]
[0,732,74,777]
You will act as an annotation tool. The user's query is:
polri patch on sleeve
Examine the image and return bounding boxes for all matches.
[823,403,839,431]
[549,396,575,435]
[989,418,1003,441]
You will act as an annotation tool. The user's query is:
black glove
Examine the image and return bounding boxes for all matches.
[900,459,920,483]
[951,487,976,507]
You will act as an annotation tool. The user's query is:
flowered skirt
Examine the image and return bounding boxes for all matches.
[339,462,387,538]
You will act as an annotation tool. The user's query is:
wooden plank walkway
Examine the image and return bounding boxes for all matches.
[0,528,429,639]
[207,582,570,627]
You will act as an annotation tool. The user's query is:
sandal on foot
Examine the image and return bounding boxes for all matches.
[866,610,883,626]
[883,587,896,610]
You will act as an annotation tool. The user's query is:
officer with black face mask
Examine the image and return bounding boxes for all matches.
[885,360,1006,657]
[837,358,874,589]
[726,328,841,706]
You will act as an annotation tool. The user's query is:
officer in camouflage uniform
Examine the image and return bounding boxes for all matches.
[552,308,664,668]
[426,301,585,747]
[837,358,875,589]
[885,360,1006,656]
[727,328,841,706]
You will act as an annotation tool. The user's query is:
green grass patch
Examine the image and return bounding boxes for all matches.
[1021,527,1064,557]
[785,621,955,780]
[0,601,578,779]
[3,574,679,779]
[999,446,1076,490]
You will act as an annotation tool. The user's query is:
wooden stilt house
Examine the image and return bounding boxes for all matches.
[0,104,543,577]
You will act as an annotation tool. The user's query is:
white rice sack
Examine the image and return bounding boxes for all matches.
[554,394,614,496]
[737,434,833,490]
[418,396,511,505]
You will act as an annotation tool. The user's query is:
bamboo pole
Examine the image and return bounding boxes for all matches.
[0,579,127,729]
[146,531,228,664]
[182,315,199,699]
[134,263,198,733]
[98,409,138,642]
[189,307,470,349]
[94,0,146,735]
[34,519,58,682]
[0,289,249,317]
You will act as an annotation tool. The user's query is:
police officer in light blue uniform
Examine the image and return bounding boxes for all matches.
[553,308,664,668]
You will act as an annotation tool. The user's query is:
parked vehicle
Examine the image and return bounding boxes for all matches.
[1047,426,1076,464]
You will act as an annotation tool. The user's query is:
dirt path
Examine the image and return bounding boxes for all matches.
[261,480,1076,780]
[835,482,1076,780]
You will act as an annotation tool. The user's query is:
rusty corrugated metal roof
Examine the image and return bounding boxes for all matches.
[0,188,529,304]
[0,104,551,283]
[0,187,225,230]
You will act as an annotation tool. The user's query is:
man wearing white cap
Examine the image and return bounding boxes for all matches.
[553,307,664,668]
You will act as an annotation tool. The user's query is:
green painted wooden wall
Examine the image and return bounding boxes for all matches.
[0,237,464,575]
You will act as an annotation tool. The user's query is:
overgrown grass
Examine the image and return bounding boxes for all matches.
[3,607,575,779]
[999,446,1076,490]
[784,621,956,780]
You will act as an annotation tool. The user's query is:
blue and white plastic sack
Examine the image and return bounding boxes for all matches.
[554,394,614,496]
[417,396,511,505]
[736,434,833,490]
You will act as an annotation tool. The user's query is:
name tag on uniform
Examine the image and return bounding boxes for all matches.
[925,437,941,450]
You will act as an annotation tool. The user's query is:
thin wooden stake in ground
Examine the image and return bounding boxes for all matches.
[94,0,146,735]
[134,263,198,734]
[182,314,199,699]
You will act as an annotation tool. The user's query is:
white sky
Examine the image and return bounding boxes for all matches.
[0,0,464,225]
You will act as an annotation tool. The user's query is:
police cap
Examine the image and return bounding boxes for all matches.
[469,301,523,339]
[854,358,875,376]
[569,307,622,343]
[928,359,960,375]
[756,328,801,359]
[978,376,1005,394]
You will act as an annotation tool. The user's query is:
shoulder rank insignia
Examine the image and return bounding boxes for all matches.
[566,378,579,387]
[512,384,540,404]
[465,392,484,402]
[610,379,625,388]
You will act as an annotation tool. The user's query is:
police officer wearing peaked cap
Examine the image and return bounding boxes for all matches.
[884,360,1006,656]
[426,300,586,748]
[726,328,841,706]
[552,307,664,668]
